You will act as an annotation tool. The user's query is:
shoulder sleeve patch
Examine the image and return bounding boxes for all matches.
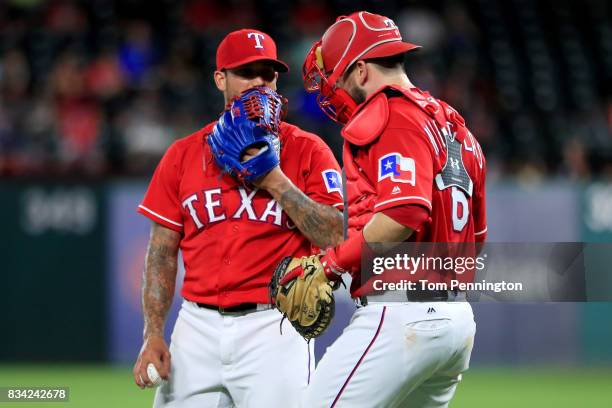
[341,93,389,146]
[321,169,343,196]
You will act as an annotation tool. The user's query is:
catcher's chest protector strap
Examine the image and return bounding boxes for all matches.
[434,124,474,197]
[393,86,470,143]
[388,86,473,196]
[340,85,460,146]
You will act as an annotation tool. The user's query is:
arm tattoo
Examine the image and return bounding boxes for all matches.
[278,186,343,248]
[142,223,180,339]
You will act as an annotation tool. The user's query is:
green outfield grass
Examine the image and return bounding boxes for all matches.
[0,365,611,407]
[453,367,612,408]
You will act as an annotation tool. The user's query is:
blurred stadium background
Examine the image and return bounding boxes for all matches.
[1,0,611,407]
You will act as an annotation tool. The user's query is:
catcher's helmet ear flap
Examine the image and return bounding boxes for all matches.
[302,11,420,124]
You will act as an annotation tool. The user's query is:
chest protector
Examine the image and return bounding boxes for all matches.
[342,85,473,198]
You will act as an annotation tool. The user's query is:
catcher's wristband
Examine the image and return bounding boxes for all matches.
[320,251,346,280]
[321,231,367,279]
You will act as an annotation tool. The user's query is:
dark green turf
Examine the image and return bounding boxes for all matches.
[0,365,610,407]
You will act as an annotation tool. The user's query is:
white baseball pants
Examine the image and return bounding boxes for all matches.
[304,302,476,408]
[153,300,314,408]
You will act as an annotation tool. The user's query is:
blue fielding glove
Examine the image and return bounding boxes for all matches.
[208,86,284,183]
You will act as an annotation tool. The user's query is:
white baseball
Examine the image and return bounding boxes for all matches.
[146,363,163,387]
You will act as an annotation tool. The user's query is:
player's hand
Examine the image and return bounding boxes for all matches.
[241,147,263,162]
[241,147,286,189]
[133,335,171,389]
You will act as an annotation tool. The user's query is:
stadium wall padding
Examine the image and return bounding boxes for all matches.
[1,180,611,364]
[0,181,106,361]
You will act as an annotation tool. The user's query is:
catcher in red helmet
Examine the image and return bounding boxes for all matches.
[273,11,487,408]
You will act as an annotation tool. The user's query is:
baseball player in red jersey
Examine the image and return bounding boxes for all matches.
[297,11,487,407]
[132,29,344,407]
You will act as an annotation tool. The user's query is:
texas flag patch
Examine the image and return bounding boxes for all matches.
[322,169,343,196]
[378,153,416,185]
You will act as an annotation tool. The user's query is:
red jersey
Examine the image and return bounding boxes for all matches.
[138,122,343,307]
[343,86,487,295]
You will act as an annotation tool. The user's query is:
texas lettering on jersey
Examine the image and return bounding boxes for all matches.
[178,186,297,230]
[138,122,343,307]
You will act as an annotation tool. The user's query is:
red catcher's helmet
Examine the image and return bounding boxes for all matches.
[303,11,420,124]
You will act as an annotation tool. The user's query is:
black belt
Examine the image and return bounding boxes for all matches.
[196,302,259,314]
[359,289,463,306]
[407,289,452,302]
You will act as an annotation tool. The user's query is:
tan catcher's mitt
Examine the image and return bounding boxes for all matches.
[269,255,337,341]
